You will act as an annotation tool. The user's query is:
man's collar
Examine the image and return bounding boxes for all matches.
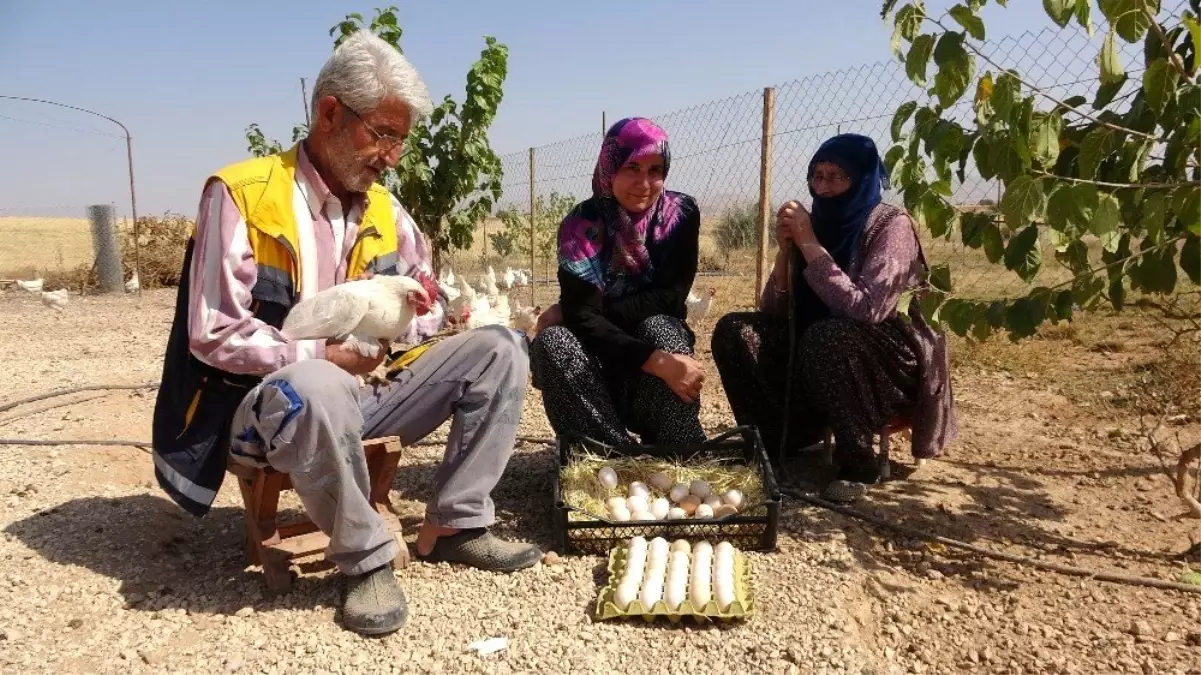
[296,140,367,212]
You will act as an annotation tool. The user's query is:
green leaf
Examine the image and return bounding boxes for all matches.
[1053,289,1076,322]
[982,221,1005,263]
[1093,193,1123,253]
[905,34,937,86]
[933,32,976,107]
[930,264,953,292]
[921,193,958,238]
[882,0,901,18]
[1004,225,1043,282]
[971,312,993,341]
[1074,0,1094,36]
[1046,183,1096,233]
[1078,128,1118,180]
[942,299,977,336]
[1143,59,1180,115]
[1174,186,1201,236]
[1142,191,1167,244]
[989,134,1026,182]
[1105,0,1152,42]
[891,3,926,57]
[949,4,986,39]
[1185,14,1201,64]
[992,72,1020,121]
[1181,235,1201,285]
[1030,112,1063,167]
[1000,176,1047,230]
[973,135,995,179]
[1098,29,1125,84]
[1094,75,1128,108]
[1043,0,1074,27]
[919,290,946,325]
[960,211,994,248]
[1005,297,1042,340]
[891,101,918,141]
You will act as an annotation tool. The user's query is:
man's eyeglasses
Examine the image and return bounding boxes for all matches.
[339,99,409,158]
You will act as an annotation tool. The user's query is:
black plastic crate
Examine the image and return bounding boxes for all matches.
[551,426,782,556]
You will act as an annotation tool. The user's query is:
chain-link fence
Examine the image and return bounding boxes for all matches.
[481,16,1198,477]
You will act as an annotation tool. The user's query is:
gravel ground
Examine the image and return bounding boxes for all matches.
[1,288,1198,675]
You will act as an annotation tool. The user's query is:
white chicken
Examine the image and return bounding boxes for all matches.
[440,267,456,287]
[17,278,44,293]
[41,288,68,311]
[500,267,516,291]
[280,275,430,359]
[449,275,476,321]
[686,286,717,323]
[125,272,140,294]
[510,299,541,334]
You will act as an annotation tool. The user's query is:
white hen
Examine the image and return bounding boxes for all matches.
[280,275,429,358]
[510,298,541,333]
[500,267,516,290]
[18,278,44,293]
[125,273,140,294]
[41,288,68,311]
[686,286,717,322]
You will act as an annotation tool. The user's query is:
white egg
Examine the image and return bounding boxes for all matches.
[668,483,690,503]
[626,495,649,512]
[632,509,655,521]
[689,480,712,499]
[650,497,671,520]
[597,467,619,489]
[694,503,714,519]
[605,496,627,512]
[627,481,650,498]
[648,471,673,491]
[714,504,739,518]
[613,579,639,610]
[721,489,744,509]
[609,504,631,521]
[648,537,670,561]
[703,495,723,510]
[669,539,691,554]
[667,507,688,520]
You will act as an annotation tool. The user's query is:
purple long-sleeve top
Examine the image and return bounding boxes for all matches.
[761,203,958,458]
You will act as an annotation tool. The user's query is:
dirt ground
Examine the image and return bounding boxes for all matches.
[0,285,1199,675]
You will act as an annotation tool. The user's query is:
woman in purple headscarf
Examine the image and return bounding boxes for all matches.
[530,117,707,446]
[712,133,957,503]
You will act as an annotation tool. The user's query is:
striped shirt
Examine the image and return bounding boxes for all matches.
[187,143,445,376]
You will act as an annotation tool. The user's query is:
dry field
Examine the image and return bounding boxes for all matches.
[0,217,100,280]
[0,253,1198,675]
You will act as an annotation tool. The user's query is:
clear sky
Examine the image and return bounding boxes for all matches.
[0,1,1053,218]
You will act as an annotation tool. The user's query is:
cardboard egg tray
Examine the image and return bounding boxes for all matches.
[592,541,755,623]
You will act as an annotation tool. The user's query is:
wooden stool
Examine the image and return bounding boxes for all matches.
[820,416,919,480]
[225,436,409,593]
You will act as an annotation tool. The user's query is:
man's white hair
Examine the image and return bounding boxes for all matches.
[311,30,433,123]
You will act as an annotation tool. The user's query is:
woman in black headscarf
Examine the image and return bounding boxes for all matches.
[711,133,957,502]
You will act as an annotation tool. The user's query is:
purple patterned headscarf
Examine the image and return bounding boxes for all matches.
[558,117,686,294]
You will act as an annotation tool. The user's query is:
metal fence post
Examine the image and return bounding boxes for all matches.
[88,204,124,293]
[529,147,537,307]
[756,87,777,299]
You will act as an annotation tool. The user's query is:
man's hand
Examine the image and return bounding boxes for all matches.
[325,338,390,376]
[642,350,705,404]
[534,303,563,334]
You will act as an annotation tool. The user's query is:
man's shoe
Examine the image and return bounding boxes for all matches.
[418,529,542,572]
[342,564,408,636]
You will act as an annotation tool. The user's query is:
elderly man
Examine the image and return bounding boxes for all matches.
[151,30,540,636]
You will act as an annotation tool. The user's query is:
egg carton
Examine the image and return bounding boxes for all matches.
[592,543,755,623]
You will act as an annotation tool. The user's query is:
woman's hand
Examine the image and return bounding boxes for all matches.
[642,350,705,404]
[777,200,817,249]
[534,303,563,334]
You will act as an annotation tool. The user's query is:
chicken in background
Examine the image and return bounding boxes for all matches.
[510,299,541,334]
[686,286,717,323]
[41,288,69,311]
[17,278,44,293]
[500,267,516,291]
[125,273,140,294]
[438,266,457,287]
[448,275,476,326]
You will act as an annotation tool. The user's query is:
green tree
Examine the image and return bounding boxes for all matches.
[714,201,760,262]
[244,6,508,272]
[494,191,577,262]
[882,0,1200,341]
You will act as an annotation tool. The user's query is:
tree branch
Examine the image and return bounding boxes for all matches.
[1143,6,1197,85]
[928,18,1164,144]
[1031,170,1185,190]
